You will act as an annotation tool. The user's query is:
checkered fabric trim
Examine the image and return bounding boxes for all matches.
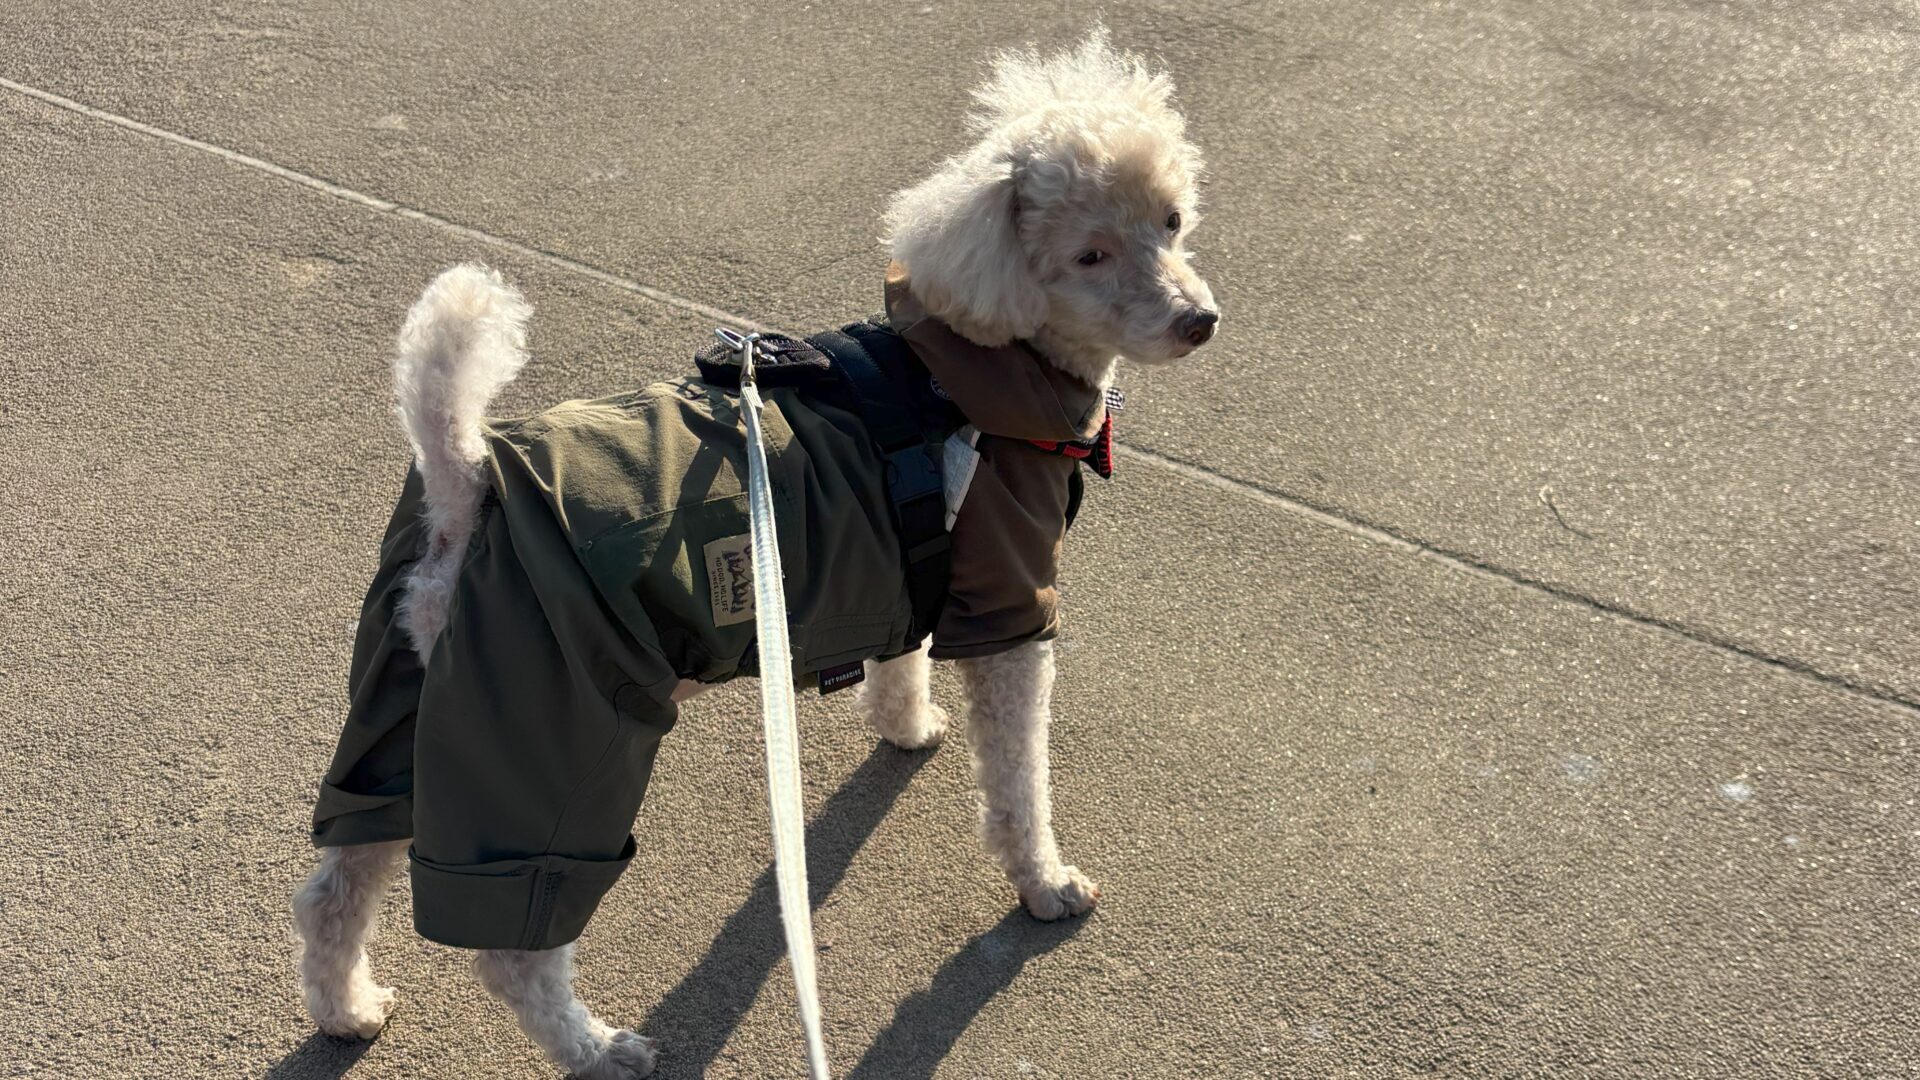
[1026,388,1122,479]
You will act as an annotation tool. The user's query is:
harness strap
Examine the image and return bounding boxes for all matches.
[806,324,953,642]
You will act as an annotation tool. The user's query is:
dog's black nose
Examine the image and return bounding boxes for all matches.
[1180,308,1219,347]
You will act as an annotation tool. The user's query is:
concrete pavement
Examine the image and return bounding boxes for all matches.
[3,2,1916,1077]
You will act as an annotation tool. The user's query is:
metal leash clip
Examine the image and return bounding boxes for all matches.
[713,326,761,386]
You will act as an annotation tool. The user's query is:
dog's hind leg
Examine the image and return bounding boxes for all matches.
[474,946,656,1078]
[293,838,409,1038]
[954,640,1099,920]
[860,640,949,750]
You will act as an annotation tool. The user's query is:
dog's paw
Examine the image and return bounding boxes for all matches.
[573,1029,658,1080]
[874,701,950,751]
[310,981,397,1040]
[1019,865,1100,921]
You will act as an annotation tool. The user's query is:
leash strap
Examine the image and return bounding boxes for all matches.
[719,328,832,1080]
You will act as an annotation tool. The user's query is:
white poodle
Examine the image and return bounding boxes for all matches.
[292,28,1215,1078]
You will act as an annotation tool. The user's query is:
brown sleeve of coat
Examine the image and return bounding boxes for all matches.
[927,438,1077,660]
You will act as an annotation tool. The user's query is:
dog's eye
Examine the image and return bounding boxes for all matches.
[1166,212,1182,232]
[1077,250,1106,267]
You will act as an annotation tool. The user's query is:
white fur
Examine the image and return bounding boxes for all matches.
[293,26,1212,1075]
[885,26,1216,384]
[954,641,1098,919]
[391,263,531,657]
[474,947,658,1078]
[860,640,950,750]
[884,143,1049,348]
[292,839,408,1038]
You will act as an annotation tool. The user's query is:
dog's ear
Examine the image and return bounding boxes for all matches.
[884,148,1048,347]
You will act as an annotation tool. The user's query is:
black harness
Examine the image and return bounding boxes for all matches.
[694,321,963,646]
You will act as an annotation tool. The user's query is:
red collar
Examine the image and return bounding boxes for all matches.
[1026,388,1122,478]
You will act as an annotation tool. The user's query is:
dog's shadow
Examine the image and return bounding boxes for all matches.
[639,743,921,1073]
[260,1031,373,1080]
[642,743,1084,1078]
[844,907,1086,1080]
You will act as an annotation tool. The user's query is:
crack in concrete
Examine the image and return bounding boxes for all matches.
[1120,444,1920,720]
[0,76,775,336]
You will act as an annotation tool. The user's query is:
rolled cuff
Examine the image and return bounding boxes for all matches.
[408,837,637,950]
[926,624,1058,661]
[311,781,414,848]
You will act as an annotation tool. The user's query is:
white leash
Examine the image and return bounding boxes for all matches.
[719,328,832,1080]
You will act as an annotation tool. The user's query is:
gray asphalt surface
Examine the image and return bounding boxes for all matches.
[3,2,1916,1077]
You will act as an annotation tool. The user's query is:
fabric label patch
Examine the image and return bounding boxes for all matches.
[703,534,756,627]
[817,662,867,696]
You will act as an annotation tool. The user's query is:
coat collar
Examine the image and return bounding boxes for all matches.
[884,263,1106,444]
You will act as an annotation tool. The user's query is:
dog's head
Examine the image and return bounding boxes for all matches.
[884,28,1217,378]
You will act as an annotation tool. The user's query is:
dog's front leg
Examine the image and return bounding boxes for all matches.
[954,639,1099,919]
[473,946,656,1078]
[861,639,949,749]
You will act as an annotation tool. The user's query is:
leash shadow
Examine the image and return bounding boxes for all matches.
[640,741,930,1075]
[259,1031,375,1080]
[845,908,1087,1080]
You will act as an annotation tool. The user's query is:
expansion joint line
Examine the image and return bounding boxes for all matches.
[5,75,1913,721]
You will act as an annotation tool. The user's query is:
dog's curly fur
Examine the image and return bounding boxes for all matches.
[292,28,1213,1077]
[388,264,532,657]
[885,28,1214,382]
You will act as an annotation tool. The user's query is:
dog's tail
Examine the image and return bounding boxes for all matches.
[391,263,531,658]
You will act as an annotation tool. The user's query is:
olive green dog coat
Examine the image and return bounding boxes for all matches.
[313,381,918,949]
